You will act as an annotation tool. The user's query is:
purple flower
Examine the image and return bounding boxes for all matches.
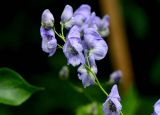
[63,26,85,66]
[40,27,57,56]
[61,5,73,28]
[152,99,160,115]
[80,12,98,31]
[103,85,122,115]
[94,15,110,37]
[72,4,91,27]
[109,70,123,84]
[78,55,97,88]
[41,9,54,28]
[84,28,108,60]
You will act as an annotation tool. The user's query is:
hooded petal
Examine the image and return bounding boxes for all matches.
[67,25,81,40]
[63,38,85,66]
[40,27,57,56]
[84,28,108,60]
[72,4,91,26]
[41,9,54,28]
[109,85,121,100]
[61,5,73,23]
[74,4,91,19]
[80,12,98,32]
[103,85,122,115]
[99,15,110,37]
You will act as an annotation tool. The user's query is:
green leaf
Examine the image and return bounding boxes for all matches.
[122,85,139,115]
[76,102,104,115]
[0,67,43,106]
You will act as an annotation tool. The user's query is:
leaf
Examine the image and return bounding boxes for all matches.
[122,85,139,115]
[76,102,104,115]
[0,67,43,106]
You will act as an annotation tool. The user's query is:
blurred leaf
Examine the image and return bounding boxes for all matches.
[0,67,43,106]
[122,0,149,39]
[76,102,104,115]
[128,6,148,39]
[150,54,160,84]
[122,85,139,115]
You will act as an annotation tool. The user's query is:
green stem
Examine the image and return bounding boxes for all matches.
[53,26,66,42]
[85,65,108,96]
[86,51,90,68]
[57,44,63,49]
[120,111,123,115]
[61,23,64,37]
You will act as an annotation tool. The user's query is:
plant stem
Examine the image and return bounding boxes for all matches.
[53,26,66,42]
[57,44,63,49]
[120,111,123,115]
[85,65,108,96]
[61,23,64,37]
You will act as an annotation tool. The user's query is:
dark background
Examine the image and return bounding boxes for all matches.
[0,0,160,114]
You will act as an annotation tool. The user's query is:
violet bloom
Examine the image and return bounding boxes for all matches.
[72,4,91,27]
[81,12,98,32]
[40,27,57,56]
[103,85,122,115]
[95,15,110,37]
[84,28,108,60]
[152,99,160,115]
[63,26,85,66]
[78,55,97,88]
[41,9,54,28]
[109,70,123,84]
[60,5,73,29]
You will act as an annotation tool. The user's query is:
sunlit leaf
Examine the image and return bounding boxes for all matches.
[0,67,43,106]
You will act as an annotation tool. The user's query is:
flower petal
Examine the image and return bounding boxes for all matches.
[78,65,95,88]
[63,38,85,66]
[61,5,73,23]
[74,4,91,19]
[109,85,120,100]
[40,27,57,56]
[84,28,108,60]
[72,4,91,26]
[67,25,81,40]
[41,9,54,28]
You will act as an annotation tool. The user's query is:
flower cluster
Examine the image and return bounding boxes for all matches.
[40,4,122,115]
[40,4,109,88]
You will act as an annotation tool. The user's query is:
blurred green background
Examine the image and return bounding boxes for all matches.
[0,0,160,115]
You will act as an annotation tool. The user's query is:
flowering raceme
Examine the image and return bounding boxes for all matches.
[40,4,124,115]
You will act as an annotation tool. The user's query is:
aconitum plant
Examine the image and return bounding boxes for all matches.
[40,4,160,115]
[40,4,122,115]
